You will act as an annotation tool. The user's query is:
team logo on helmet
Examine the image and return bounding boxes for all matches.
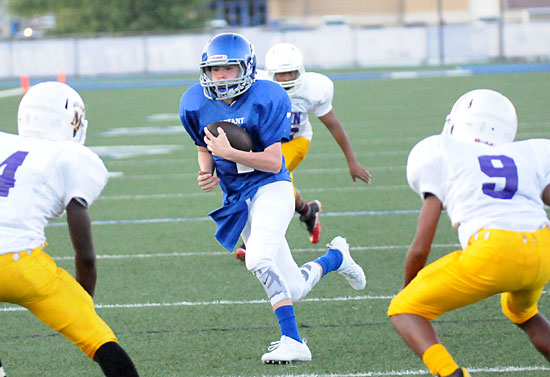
[71,110,84,137]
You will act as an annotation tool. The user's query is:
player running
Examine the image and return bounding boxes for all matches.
[179,33,366,364]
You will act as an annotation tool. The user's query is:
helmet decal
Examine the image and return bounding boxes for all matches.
[208,54,228,62]
[71,111,84,137]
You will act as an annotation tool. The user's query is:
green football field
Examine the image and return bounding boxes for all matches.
[0,70,549,376]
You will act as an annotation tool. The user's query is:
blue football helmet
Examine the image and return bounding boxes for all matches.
[199,33,257,100]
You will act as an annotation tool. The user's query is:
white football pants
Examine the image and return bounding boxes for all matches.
[242,180,322,305]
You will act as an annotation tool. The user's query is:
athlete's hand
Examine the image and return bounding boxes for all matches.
[197,170,220,192]
[204,127,234,160]
[349,161,372,184]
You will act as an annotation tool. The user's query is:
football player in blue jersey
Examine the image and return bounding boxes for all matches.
[179,32,367,364]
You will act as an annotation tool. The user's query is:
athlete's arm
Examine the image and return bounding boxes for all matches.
[66,198,97,297]
[402,193,442,288]
[197,146,219,192]
[204,127,283,173]
[318,110,371,184]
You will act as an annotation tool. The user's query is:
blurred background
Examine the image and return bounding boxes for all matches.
[0,0,549,79]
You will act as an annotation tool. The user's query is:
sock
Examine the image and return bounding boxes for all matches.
[0,359,5,377]
[314,248,343,276]
[422,344,459,376]
[275,305,302,343]
[296,202,309,216]
[94,341,140,377]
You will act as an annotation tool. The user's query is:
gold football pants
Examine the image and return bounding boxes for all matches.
[282,136,310,173]
[388,227,550,324]
[282,137,311,197]
[0,246,117,358]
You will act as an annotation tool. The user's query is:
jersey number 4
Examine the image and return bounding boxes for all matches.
[0,151,29,197]
[478,155,518,200]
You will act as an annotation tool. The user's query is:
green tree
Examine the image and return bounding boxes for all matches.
[9,0,213,34]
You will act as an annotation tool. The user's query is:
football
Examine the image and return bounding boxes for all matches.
[206,121,253,151]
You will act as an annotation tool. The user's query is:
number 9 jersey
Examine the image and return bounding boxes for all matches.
[0,131,108,254]
[407,134,550,249]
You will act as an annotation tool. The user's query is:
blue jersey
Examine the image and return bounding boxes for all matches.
[180,79,292,250]
[180,79,291,203]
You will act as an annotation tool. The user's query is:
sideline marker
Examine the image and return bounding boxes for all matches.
[57,72,66,83]
[21,75,30,93]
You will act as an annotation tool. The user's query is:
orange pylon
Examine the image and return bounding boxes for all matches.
[21,75,30,93]
[57,72,66,84]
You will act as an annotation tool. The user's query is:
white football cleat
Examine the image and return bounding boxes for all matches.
[261,336,312,364]
[328,236,366,290]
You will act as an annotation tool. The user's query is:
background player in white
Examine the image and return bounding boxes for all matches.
[0,82,140,377]
[388,89,550,377]
[180,33,366,364]
[235,42,371,260]
[268,43,371,240]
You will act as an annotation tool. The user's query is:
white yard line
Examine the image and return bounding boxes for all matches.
[0,295,391,312]
[47,209,423,228]
[0,87,23,98]
[98,184,410,200]
[48,243,459,261]
[224,365,550,377]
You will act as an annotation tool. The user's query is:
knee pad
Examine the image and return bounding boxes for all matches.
[254,266,291,306]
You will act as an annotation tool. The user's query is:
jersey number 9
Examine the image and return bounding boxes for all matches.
[478,155,518,200]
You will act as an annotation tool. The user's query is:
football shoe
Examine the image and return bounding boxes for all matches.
[261,336,311,364]
[235,245,246,262]
[299,200,322,244]
[327,236,366,290]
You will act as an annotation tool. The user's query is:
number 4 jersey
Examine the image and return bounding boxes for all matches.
[407,134,550,249]
[0,131,108,254]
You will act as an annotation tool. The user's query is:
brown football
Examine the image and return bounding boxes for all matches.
[206,121,253,151]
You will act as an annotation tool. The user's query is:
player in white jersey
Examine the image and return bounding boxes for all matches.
[234,43,371,260]
[0,82,140,376]
[388,89,550,377]
[265,43,371,242]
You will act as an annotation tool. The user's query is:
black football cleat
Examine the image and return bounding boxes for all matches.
[299,200,322,243]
